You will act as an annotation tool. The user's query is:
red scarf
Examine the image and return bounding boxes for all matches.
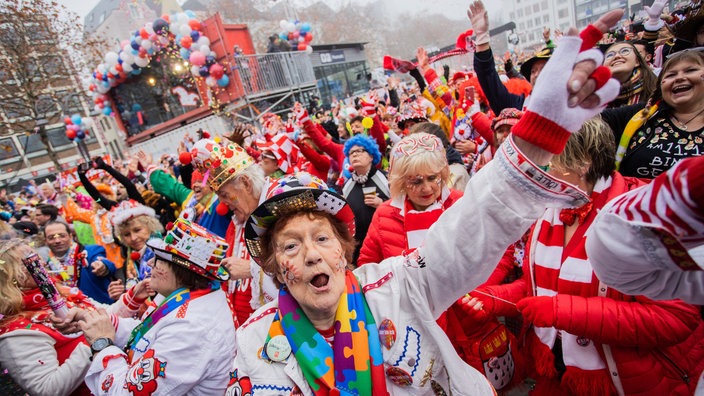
[402,187,454,250]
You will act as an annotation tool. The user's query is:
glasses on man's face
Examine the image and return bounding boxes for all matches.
[45,233,69,241]
[348,148,368,156]
[605,47,633,61]
[405,174,442,192]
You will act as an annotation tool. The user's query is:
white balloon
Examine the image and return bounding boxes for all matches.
[122,63,133,72]
[109,66,118,75]
[205,76,216,86]
[98,63,107,73]
[305,45,313,54]
[191,65,201,76]
[96,85,109,94]
[145,22,155,35]
[287,22,296,33]
[141,40,153,50]
[199,45,210,55]
[134,57,149,67]
[179,24,192,36]
[178,13,189,23]
[196,36,210,48]
[94,104,102,113]
[105,52,119,65]
[279,19,288,30]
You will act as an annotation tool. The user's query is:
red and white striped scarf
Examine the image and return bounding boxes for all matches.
[399,187,453,250]
[530,177,614,376]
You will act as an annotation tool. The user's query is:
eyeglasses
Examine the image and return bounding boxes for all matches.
[348,148,368,156]
[45,233,69,241]
[405,174,442,192]
[604,47,633,61]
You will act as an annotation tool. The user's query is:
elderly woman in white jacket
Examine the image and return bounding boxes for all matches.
[225,9,622,395]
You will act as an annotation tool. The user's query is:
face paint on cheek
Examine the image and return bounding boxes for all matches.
[281,260,301,284]
[335,248,346,272]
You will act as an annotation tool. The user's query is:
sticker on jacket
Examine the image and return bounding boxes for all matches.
[126,349,166,396]
[225,369,252,396]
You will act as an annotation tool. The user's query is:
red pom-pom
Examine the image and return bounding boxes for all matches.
[216,202,229,216]
[165,221,174,231]
[202,131,211,139]
[348,165,355,172]
[130,251,141,261]
[179,151,192,165]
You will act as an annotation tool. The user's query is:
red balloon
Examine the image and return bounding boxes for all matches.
[66,129,76,139]
[288,32,294,40]
[298,43,307,51]
[305,32,313,42]
[180,35,193,49]
[140,28,149,39]
[130,251,141,261]
[161,14,170,22]
[178,151,192,165]
[209,64,224,79]
[115,64,123,72]
[64,117,72,125]
[188,19,201,31]
[215,202,229,216]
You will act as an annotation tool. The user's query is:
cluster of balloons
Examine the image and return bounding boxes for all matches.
[64,114,92,141]
[88,10,231,113]
[278,20,314,54]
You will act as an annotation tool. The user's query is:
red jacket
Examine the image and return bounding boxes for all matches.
[358,189,464,265]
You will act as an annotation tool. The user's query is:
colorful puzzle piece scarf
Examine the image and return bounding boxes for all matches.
[266,270,388,396]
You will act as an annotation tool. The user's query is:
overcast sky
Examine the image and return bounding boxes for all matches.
[59,0,502,25]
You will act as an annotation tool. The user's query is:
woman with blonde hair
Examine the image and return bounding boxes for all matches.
[0,239,150,396]
[358,132,458,265]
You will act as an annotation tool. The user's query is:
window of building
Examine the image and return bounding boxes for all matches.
[519,22,525,30]
[46,126,72,148]
[26,22,51,41]
[543,14,550,23]
[510,12,515,19]
[533,3,540,12]
[527,19,533,28]
[541,1,548,10]
[517,9,524,17]
[535,17,541,26]
[0,138,19,161]
[525,6,531,15]
[558,8,569,18]
[35,94,58,117]
[1,98,32,119]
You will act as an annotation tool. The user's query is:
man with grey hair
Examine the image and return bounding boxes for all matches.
[189,138,277,323]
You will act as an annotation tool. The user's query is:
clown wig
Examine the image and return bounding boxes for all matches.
[343,134,382,167]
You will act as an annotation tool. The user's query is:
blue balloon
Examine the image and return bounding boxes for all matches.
[185,10,196,18]
[205,55,216,66]
[102,107,112,116]
[76,130,86,139]
[301,22,311,33]
[190,30,200,41]
[131,40,140,50]
[199,65,210,77]
[217,75,229,87]
[279,32,288,40]
[180,48,191,60]
[153,18,169,35]
[131,68,141,75]
[71,114,82,125]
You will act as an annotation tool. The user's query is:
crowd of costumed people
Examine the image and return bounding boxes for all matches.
[1,0,704,394]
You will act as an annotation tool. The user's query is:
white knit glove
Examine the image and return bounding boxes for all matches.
[467,1,490,46]
[511,34,620,153]
[643,0,667,31]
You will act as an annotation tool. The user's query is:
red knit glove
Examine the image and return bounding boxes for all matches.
[511,26,620,154]
[517,296,556,328]
[293,102,310,124]
[456,293,494,325]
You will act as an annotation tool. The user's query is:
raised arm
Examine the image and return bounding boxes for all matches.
[95,157,145,205]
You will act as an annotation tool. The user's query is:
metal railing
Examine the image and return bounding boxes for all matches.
[232,52,317,97]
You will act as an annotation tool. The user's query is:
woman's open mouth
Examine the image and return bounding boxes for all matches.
[310,273,330,289]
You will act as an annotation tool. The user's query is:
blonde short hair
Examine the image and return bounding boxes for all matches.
[114,214,164,242]
[388,133,450,198]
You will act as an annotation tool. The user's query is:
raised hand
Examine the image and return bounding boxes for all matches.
[643,0,667,30]
[467,1,490,45]
[416,47,430,72]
